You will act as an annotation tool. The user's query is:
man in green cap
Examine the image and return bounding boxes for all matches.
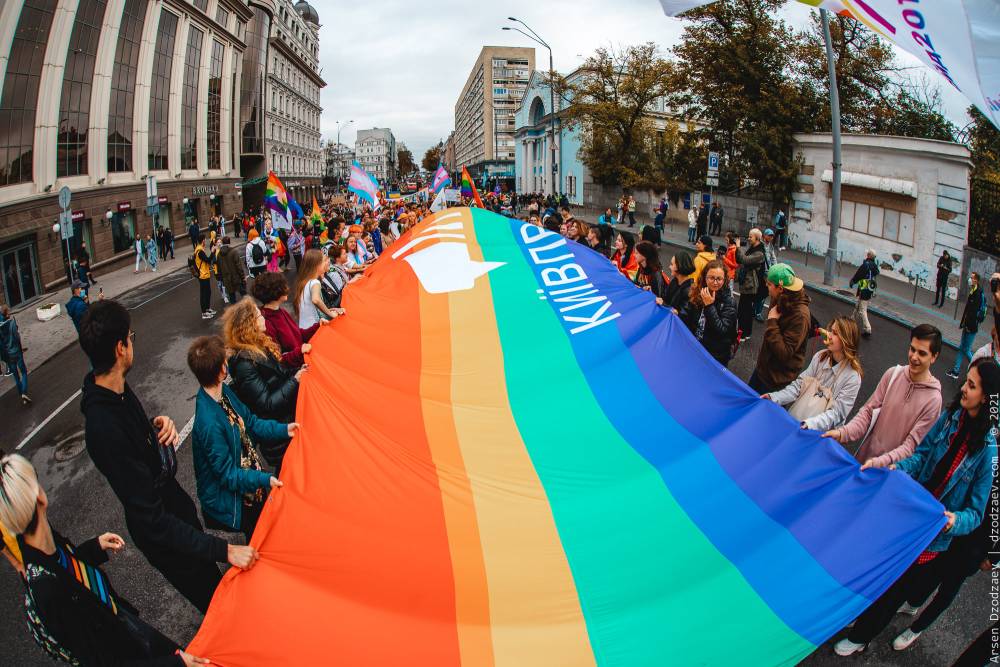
[748,263,812,394]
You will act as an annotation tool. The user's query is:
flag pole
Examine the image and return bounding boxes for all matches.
[821,7,842,287]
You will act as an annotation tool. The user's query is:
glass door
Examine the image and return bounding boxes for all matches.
[1,242,40,308]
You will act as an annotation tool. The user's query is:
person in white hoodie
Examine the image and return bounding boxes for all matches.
[824,323,943,469]
[687,205,698,243]
[245,229,270,278]
[765,316,863,431]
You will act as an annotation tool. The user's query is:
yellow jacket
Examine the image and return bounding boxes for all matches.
[194,243,213,280]
[692,251,716,283]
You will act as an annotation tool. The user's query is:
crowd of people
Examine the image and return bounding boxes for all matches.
[0,192,996,666]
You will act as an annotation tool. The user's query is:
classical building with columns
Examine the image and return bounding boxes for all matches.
[0,0,266,309]
[264,0,324,206]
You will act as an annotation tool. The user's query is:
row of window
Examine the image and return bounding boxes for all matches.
[275,4,317,60]
[269,89,319,131]
[272,55,319,104]
[270,152,321,177]
[268,122,319,151]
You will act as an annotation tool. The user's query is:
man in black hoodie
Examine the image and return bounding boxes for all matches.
[78,300,259,613]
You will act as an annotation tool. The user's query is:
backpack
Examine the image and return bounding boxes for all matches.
[187,255,200,279]
[250,241,264,265]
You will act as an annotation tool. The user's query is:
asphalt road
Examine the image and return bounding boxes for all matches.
[0,253,993,665]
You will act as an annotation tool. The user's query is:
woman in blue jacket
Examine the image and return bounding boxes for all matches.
[186,335,298,542]
[835,357,999,656]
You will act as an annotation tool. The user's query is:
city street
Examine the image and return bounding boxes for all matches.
[0,252,992,665]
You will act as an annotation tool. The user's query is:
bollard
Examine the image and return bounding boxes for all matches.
[805,243,810,267]
[912,276,918,304]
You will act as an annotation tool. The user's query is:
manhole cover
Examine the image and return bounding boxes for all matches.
[53,431,87,462]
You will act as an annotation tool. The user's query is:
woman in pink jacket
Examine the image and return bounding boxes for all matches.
[824,324,943,468]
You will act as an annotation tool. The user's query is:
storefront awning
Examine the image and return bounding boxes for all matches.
[820,170,916,198]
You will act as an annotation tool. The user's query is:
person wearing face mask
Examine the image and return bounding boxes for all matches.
[834,358,999,657]
[947,271,987,380]
[824,324,943,469]
[187,335,295,542]
[681,260,737,366]
[764,316,863,430]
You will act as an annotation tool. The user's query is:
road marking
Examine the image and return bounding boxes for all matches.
[129,276,192,311]
[176,413,195,451]
[16,389,82,450]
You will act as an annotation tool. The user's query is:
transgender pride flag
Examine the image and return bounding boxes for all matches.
[432,164,451,193]
[349,161,381,210]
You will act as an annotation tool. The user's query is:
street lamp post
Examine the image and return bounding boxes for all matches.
[336,119,354,191]
[504,18,557,197]
[820,8,843,287]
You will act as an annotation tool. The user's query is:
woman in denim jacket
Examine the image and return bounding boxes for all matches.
[835,357,999,656]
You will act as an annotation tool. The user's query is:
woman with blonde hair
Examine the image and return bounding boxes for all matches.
[764,315,864,431]
[293,248,343,329]
[223,297,302,469]
[0,453,209,666]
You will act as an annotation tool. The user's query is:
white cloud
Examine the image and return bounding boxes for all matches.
[310,0,971,161]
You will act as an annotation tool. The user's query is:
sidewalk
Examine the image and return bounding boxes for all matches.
[4,236,246,397]
[575,208,987,352]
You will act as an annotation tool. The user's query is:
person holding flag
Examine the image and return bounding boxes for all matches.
[461,166,484,209]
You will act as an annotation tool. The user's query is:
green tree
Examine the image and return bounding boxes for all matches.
[397,147,416,177]
[422,144,442,173]
[671,0,817,201]
[966,106,1000,184]
[557,43,675,190]
[650,120,707,199]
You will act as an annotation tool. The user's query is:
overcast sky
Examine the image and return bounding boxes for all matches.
[310,0,971,161]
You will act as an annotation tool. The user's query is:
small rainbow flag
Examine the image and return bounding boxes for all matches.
[264,171,290,228]
[460,166,484,208]
[188,207,946,667]
[310,196,324,229]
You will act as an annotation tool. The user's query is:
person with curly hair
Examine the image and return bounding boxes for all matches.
[222,297,302,470]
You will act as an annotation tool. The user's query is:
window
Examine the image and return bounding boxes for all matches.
[236,20,245,40]
[192,0,207,11]
[107,0,144,173]
[207,40,224,170]
[148,9,178,170]
[111,211,135,253]
[180,26,203,170]
[57,0,106,177]
[0,1,57,186]
[230,57,237,168]
[215,6,229,28]
[833,188,917,247]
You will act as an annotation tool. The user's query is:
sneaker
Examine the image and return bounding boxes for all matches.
[897,603,920,616]
[833,638,866,656]
[202,312,214,320]
[946,370,960,379]
[21,394,31,405]
[206,308,217,315]
[892,628,921,651]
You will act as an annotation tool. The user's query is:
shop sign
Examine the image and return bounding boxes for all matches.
[71,210,85,222]
[192,185,219,196]
[117,201,131,212]
[158,196,169,204]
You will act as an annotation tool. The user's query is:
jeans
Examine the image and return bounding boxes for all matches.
[952,330,977,374]
[199,278,212,313]
[688,226,696,243]
[934,276,948,305]
[135,252,147,271]
[9,355,27,395]
[627,211,636,226]
[754,293,768,320]
[848,558,947,644]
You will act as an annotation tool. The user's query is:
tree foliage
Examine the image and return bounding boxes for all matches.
[966,106,1000,184]
[670,0,816,201]
[421,145,442,173]
[397,147,416,177]
[559,43,675,190]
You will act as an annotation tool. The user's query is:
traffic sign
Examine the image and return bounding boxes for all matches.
[706,176,720,187]
[708,152,720,172]
[59,209,73,240]
[58,186,71,210]
[146,175,158,199]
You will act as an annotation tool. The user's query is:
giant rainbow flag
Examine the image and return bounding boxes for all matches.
[188,208,945,666]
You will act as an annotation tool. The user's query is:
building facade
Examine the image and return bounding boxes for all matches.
[323,141,353,188]
[0,0,258,309]
[264,0,324,205]
[454,46,534,183]
[442,131,456,175]
[355,127,396,185]
[791,133,971,292]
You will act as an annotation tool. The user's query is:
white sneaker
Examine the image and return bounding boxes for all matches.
[897,602,920,616]
[206,308,217,315]
[892,628,921,650]
[202,312,214,319]
[833,638,866,656]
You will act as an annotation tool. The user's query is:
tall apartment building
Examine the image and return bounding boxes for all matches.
[453,46,534,183]
[0,0,255,308]
[355,127,396,185]
[265,0,325,205]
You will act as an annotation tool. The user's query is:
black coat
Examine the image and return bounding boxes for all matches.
[683,287,737,364]
[665,277,693,315]
[20,531,183,666]
[80,375,228,566]
[227,349,297,465]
